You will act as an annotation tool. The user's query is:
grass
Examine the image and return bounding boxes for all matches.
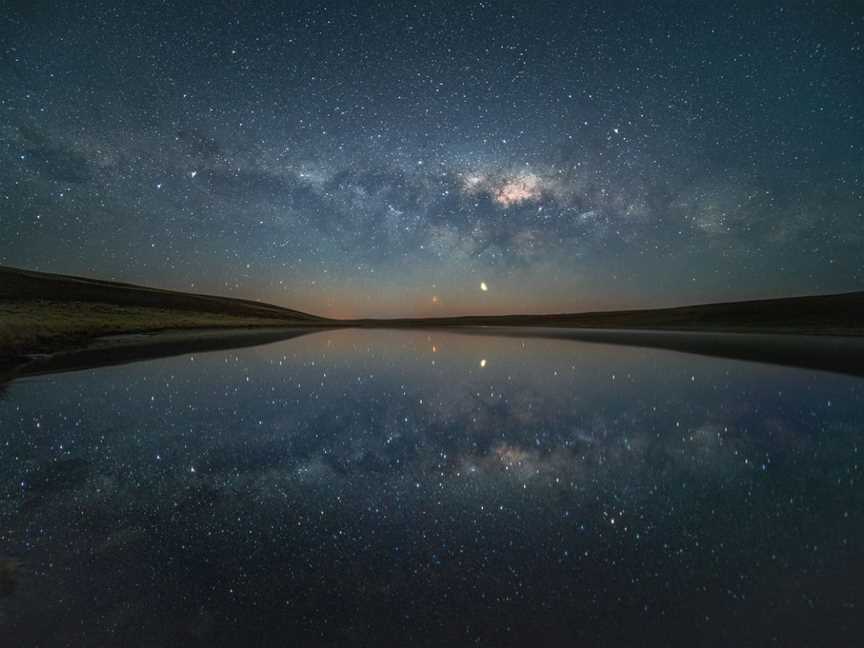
[0,300,303,360]
[0,264,322,321]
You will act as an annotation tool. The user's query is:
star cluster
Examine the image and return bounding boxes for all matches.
[1,1,862,316]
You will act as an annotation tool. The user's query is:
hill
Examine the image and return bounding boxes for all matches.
[349,291,864,335]
[0,265,322,321]
[0,265,325,362]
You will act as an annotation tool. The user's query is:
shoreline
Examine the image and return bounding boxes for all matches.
[2,265,862,381]
[0,325,325,380]
[3,323,864,384]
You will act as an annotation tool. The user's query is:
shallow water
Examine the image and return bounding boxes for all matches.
[1,329,863,646]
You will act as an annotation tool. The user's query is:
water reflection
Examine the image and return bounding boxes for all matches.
[1,329,862,646]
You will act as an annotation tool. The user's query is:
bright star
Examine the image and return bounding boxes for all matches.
[480,282,488,292]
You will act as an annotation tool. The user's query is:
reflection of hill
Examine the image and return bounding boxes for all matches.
[456,327,864,378]
[7,328,323,380]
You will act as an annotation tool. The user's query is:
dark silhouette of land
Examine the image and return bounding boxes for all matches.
[0,265,322,321]
[2,264,863,378]
[0,264,324,365]
[346,291,864,335]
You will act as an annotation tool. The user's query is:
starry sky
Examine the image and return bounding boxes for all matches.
[1,1,862,317]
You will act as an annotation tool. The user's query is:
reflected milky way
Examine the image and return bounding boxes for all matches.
[1,330,863,645]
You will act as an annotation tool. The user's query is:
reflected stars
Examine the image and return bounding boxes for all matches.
[2,327,863,645]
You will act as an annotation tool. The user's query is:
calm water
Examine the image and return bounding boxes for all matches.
[1,329,863,646]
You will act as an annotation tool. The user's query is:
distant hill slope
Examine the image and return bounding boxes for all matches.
[0,265,324,322]
[348,291,864,334]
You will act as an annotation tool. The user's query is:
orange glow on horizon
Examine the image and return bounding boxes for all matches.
[257,282,653,320]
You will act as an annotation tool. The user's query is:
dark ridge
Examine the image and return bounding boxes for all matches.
[0,265,325,321]
[343,291,864,335]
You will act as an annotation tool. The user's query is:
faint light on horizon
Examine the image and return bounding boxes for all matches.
[480,281,488,292]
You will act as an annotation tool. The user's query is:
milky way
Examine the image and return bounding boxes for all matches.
[1,2,862,316]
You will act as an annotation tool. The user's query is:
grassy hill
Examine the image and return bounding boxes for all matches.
[0,265,325,361]
[0,265,321,320]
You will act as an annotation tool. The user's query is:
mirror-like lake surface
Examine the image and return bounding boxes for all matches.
[2,329,863,646]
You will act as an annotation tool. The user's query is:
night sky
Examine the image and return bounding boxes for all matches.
[1,1,862,317]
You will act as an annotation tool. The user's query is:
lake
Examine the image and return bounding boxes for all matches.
[1,328,862,646]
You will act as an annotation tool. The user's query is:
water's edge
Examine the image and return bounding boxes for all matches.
[3,326,864,385]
